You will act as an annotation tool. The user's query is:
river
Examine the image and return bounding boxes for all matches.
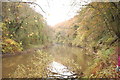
[2,44,92,78]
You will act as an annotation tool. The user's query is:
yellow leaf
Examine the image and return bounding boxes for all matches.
[8,8,10,11]
[17,5,23,8]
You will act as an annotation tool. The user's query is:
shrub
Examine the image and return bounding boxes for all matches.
[2,38,23,54]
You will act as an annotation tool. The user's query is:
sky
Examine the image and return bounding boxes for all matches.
[30,0,90,26]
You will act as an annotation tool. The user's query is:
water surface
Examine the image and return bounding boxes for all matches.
[2,44,91,78]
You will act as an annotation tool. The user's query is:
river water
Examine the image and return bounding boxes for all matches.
[2,44,91,78]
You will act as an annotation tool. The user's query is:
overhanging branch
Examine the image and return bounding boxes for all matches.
[1,0,46,14]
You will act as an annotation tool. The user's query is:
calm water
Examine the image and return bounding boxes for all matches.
[2,44,91,78]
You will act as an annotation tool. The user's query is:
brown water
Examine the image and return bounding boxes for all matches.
[2,44,91,78]
[45,44,92,73]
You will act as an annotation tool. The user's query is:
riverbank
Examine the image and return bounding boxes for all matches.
[2,43,53,58]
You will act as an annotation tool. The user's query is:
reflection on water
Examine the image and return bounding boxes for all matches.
[2,53,32,78]
[48,61,76,78]
[2,44,91,78]
[2,50,52,78]
[45,44,91,72]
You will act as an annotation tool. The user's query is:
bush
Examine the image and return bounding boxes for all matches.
[2,38,23,54]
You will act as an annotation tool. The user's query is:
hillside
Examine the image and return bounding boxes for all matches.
[53,2,120,78]
[2,2,49,54]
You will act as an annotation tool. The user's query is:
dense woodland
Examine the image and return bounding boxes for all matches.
[2,2,50,54]
[53,2,120,78]
[1,2,120,78]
